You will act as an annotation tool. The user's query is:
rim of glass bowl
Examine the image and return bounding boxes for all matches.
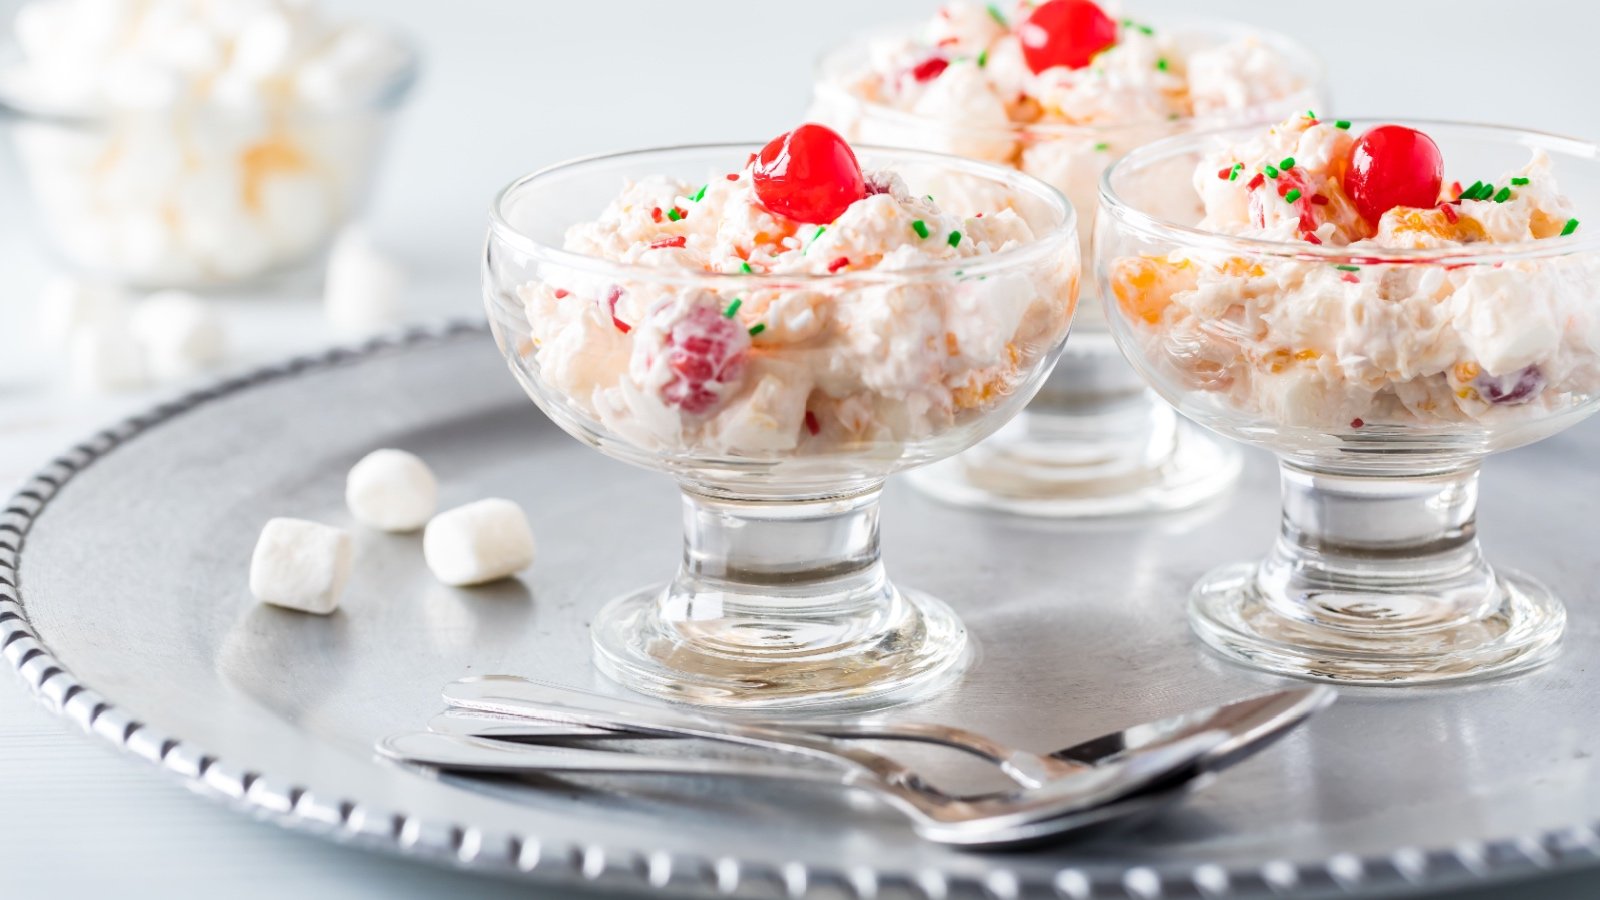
[810,17,1325,140]
[0,28,421,125]
[487,142,1078,288]
[1099,118,1600,265]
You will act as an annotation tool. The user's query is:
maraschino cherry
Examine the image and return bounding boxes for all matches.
[1018,0,1118,74]
[752,124,866,224]
[1343,125,1445,226]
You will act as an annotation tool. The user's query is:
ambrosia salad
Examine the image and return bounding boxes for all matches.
[1109,114,1600,430]
[517,125,1078,458]
[812,1,1312,271]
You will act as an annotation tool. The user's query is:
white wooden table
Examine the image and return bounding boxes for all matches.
[2,1,1597,895]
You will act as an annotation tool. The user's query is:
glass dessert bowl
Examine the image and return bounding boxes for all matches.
[1097,115,1600,684]
[0,0,418,287]
[483,127,1080,708]
[810,0,1323,517]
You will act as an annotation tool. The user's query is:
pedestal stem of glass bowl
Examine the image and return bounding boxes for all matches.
[670,481,892,623]
[1189,457,1565,684]
[1258,460,1496,627]
[589,480,968,709]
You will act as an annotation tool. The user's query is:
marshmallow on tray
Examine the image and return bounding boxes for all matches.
[423,498,536,587]
[249,517,353,615]
[346,448,437,532]
[130,290,227,380]
[324,226,405,334]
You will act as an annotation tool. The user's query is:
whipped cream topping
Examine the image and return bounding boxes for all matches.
[1,0,413,285]
[1110,116,1600,432]
[517,163,1077,458]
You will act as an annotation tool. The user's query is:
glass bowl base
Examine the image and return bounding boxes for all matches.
[1189,562,1566,685]
[590,584,969,711]
[907,415,1241,518]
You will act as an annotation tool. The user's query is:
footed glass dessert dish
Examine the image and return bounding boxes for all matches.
[1098,116,1600,684]
[810,1,1323,516]
[484,130,1079,708]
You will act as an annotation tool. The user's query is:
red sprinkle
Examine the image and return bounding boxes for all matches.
[1310,193,1329,206]
[1303,232,1323,244]
[1277,182,1291,197]
[827,256,850,273]
[1439,203,1459,224]
[672,206,687,220]
[1217,166,1234,180]
[605,286,631,334]
[910,57,950,82]
[553,289,569,299]
[1247,173,1265,190]
[804,411,820,435]
[726,173,739,181]
[651,207,663,223]
[1350,418,1365,429]
[650,236,687,249]
[1341,273,1360,284]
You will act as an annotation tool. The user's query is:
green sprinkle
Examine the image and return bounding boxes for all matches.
[1228,167,1240,181]
[1094,142,1110,152]
[947,230,963,247]
[1481,183,1495,200]
[1306,109,1318,119]
[1284,188,1302,203]
[1265,165,1280,178]
[1279,156,1295,170]
[1493,187,1511,203]
[739,261,753,274]
[1335,265,1360,272]
[977,48,989,68]
[691,184,707,203]
[723,298,742,318]
[1461,181,1483,200]
[911,220,930,239]
[1121,18,1154,35]
[1562,218,1581,236]
[1511,177,1530,186]
[813,226,826,241]
[666,207,683,222]
[925,194,935,203]
[1155,57,1169,72]
[748,323,766,337]
[1334,119,1351,130]
[987,3,1007,26]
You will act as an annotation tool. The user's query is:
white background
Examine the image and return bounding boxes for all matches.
[1,1,1598,897]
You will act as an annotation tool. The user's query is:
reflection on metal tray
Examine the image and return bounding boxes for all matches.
[5,322,1600,898]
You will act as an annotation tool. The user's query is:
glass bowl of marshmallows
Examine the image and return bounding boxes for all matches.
[484,126,1079,708]
[0,0,418,288]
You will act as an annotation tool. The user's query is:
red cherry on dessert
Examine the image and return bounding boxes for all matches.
[751,124,867,224]
[1018,0,1119,74]
[1343,125,1445,226]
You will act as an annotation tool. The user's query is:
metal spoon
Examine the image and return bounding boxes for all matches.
[439,675,1333,789]
[375,728,1220,848]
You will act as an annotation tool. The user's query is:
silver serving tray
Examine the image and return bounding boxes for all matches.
[5,322,1600,899]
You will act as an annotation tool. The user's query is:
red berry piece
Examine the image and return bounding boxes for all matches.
[1475,365,1545,406]
[660,305,750,415]
[1018,0,1118,73]
[910,56,950,82]
[752,124,867,224]
[1343,125,1444,226]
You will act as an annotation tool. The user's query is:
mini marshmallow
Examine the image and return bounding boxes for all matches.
[423,498,536,587]
[37,276,128,349]
[130,290,227,380]
[67,320,147,393]
[346,448,437,532]
[249,517,352,614]
[324,226,404,334]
